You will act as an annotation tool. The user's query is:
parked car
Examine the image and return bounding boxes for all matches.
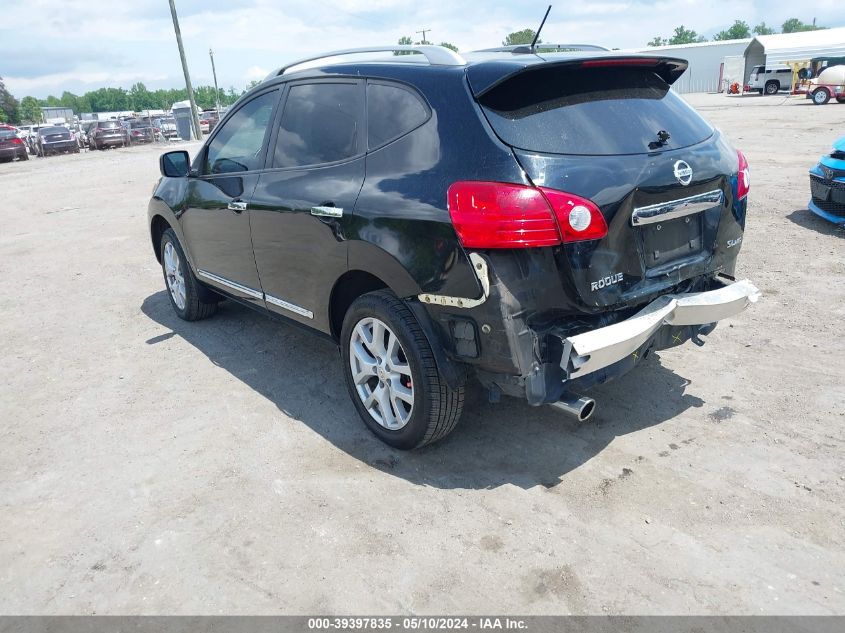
[128,119,155,144]
[23,126,38,154]
[808,135,845,225]
[747,64,793,95]
[88,120,129,149]
[147,45,759,449]
[156,116,178,139]
[35,126,80,156]
[0,128,29,162]
[806,65,845,105]
[199,111,219,134]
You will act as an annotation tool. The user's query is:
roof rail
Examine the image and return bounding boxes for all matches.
[474,43,610,54]
[265,45,466,80]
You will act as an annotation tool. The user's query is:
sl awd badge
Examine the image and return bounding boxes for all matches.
[674,160,693,186]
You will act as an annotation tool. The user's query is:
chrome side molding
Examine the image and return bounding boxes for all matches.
[197,269,263,300]
[265,294,314,319]
[418,253,490,308]
[631,189,723,226]
[197,269,314,319]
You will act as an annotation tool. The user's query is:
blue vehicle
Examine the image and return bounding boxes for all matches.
[809,136,845,225]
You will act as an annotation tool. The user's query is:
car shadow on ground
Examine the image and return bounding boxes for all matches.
[787,208,845,237]
[141,291,705,490]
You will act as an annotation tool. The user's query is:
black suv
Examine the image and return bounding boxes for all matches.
[148,45,759,449]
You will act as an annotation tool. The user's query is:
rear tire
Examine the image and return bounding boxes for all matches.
[813,88,831,105]
[764,81,779,95]
[160,228,219,321]
[19,152,28,161]
[340,290,464,449]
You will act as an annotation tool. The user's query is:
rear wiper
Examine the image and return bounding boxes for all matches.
[649,130,671,150]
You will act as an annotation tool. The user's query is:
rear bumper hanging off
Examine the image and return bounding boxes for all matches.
[561,278,761,379]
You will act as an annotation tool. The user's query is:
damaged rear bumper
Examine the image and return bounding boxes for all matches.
[562,278,760,380]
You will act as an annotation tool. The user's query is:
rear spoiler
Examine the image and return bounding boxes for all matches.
[467,55,689,97]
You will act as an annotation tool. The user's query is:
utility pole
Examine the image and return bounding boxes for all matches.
[416,29,430,44]
[168,0,202,140]
[209,48,221,120]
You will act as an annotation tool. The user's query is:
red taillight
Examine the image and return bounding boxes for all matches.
[447,181,607,249]
[737,150,750,200]
[448,181,560,248]
[540,188,609,242]
[11,137,22,145]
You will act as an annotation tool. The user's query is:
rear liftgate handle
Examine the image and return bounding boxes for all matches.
[228,200,248,213]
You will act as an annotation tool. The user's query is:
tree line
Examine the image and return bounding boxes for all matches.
[647,17,827,46]
[1,19,830,124]
[0,80,246,125]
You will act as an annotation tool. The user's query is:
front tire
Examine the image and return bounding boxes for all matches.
[341,290,464,449]
[160,228,218,321]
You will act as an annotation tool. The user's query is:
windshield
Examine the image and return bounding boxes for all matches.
[479,67,714,156]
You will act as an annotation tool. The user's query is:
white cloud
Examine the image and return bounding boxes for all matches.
[2,0,844,97]
[245,65,270,81]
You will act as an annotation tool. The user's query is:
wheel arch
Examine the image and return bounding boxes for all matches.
[149,214,171,263]
[328,268,467,390]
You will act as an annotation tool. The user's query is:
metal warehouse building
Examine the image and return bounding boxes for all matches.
[628,39,751,94]
[629,27,845,94]
[743,27,845,79]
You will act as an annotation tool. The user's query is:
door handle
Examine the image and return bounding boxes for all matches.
[310,205,343,218]
[228,200,247,213]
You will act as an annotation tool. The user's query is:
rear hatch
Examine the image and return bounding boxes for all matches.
[469,57,744,310]
[99,122,123,136]
[0,131,20,149]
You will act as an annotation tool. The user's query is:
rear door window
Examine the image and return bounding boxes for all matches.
[366,82,429,149]
[273,82,362,168]
[479,67,714,156]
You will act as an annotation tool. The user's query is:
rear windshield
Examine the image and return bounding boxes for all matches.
[0,130,17,140]
[41,127,67,135]
[479,67,713,156]
[98,121,121,128]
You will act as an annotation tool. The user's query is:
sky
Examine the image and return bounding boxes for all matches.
[2,0,845,99]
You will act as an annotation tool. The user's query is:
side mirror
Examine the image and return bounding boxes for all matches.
[160,150,191,178]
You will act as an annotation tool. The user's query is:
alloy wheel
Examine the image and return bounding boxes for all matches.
[349,317,414,430]
[163,241,187,310]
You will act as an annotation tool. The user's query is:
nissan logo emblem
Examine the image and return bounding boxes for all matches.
[674,160,693,186]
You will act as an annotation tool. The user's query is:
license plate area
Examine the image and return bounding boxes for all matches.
[640,214,703,269]
[811,180,831,201]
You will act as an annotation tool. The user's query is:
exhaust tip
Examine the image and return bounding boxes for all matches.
[579,398,596,421]
[549,395,596,422]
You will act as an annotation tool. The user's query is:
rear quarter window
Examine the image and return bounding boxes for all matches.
[366,82,429,149]
[479,67,714,156]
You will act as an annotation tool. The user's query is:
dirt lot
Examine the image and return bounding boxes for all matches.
[1,93,843,615]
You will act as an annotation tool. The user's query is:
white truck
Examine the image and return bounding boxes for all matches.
[747,64,793,95]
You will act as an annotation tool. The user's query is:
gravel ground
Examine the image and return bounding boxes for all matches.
[0,93,843,615]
